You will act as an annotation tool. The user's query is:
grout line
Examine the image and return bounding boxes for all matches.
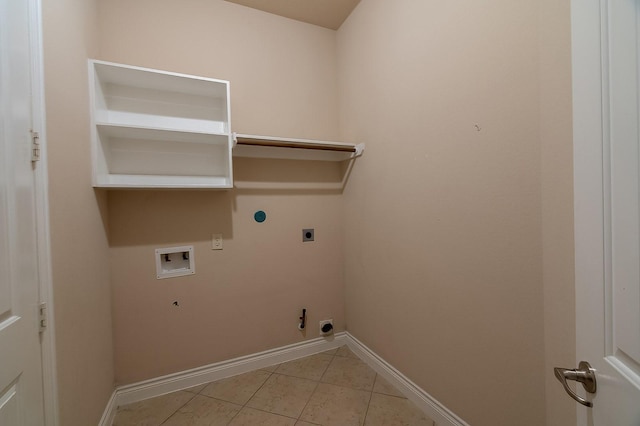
[225,407,241,426]
[319,353,334,378]
[158,391,198,425]
[374,391,409,400]
[243,405,300,421]
[222,370,275,426]
[314,379,375,394]
[191,392,242,408]
[240,370,274,408]
[225,411,239,425]
[297,379,321,423]
[317,353,338,383]
[195,382,209,395]
[267,370,326,383]
[361,374,376,426]
[251,371,319,422]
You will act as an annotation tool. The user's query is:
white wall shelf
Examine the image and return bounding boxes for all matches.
[233,133,364,162]
[89,60,233,189]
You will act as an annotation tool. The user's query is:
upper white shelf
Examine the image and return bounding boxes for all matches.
[88,60,363,189]
[89,60,233,189]
[232,133,364,162]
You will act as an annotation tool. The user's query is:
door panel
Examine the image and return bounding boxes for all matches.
[0,0,45,424]
[610,0,640,367]
[572,0,640,423]
[0,383,19,426]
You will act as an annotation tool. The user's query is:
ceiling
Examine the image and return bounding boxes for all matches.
[224,0,361,30]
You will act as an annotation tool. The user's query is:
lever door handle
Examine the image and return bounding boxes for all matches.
[554,361,597,407]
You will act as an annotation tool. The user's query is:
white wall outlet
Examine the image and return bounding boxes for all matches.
[319,319,334,336]
[212,233,223,250]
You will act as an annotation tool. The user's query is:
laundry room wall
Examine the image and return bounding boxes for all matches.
[42,0,115,424]
[337,1,553,424]
[97,0,347,385]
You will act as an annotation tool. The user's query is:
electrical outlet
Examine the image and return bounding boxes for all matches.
[319,319,333,336]
[212,233,223,250]
[303,229,314,242]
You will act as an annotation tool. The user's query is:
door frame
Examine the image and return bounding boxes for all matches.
[571,0,606,419]
[27,0,59,424]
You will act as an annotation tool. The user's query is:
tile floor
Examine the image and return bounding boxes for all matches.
[113,345,435,426]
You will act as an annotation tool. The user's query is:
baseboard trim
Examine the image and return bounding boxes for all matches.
[100,331,468,426]
[344,332,469,426]
[99,333,347,425]
[98,390,117,426]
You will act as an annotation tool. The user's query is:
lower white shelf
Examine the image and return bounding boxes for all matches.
[94,174,232,189]
[93,125,233,189]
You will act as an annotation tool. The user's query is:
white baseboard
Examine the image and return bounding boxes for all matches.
[99,333,347,425]
[344,332,469,426]
[97,391,117,426]
[99,331,467,426]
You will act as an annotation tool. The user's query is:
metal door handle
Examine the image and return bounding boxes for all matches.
[554,361,597,407]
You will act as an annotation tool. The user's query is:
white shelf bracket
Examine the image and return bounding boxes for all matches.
[354,143,365,157]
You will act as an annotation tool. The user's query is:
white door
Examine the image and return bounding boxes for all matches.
[0,0,46,424]
[572,0,640,423]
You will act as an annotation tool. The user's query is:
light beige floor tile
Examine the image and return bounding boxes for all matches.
[261,363,281,373]
[113,391,194,426]
[228,407,297,426]
[300,383,370,426]
[246,374,318,418]
[162,395,241,426]
[114,352,430,426]
[275,354,333,381]
[364,393,434,426]
[372,374,405,398]
[321,356,376,391]
[200,370,271,405]
[183,384,207,394]
[321,348,338,355]
[335,345,359,359]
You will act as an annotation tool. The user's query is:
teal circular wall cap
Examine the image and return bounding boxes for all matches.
[254,210,267,223]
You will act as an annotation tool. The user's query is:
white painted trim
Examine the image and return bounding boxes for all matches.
[28,0,59,425]
[344,333,469,426]
[98,391,118,426]
[99,332,468,426]
[99,333,347,425]
[571,0,606,423]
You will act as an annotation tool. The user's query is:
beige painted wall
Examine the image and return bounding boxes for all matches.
[42,0,115,424]
[41,0,575,422]
[539,0,576,425]
[337,1,549,424]
[97,0,346,385]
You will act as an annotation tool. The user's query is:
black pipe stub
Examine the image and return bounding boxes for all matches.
[298,308,306,330]
[321,323,333,333]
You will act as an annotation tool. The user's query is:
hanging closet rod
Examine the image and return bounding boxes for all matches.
[234,133,358,153]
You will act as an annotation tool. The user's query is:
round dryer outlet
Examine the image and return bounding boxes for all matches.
[319,319,334,336]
